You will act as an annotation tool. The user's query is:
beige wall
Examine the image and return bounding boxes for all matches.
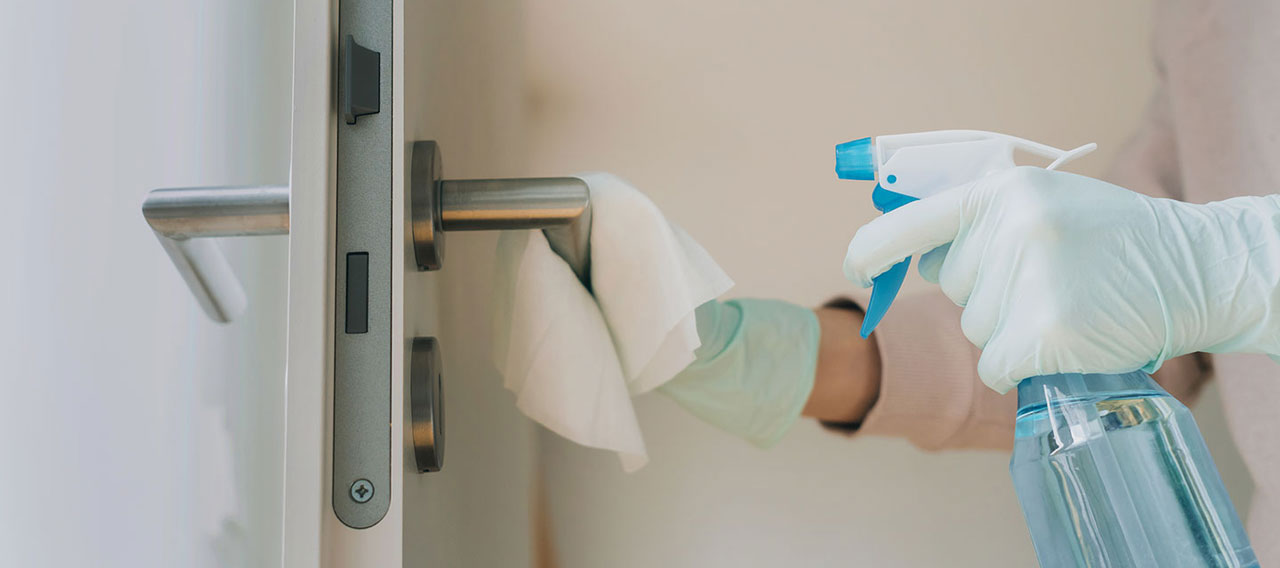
[403,0,539,566]
[520,1,1249,566]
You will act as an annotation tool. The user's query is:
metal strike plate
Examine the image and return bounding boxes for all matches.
[332,0,392,530]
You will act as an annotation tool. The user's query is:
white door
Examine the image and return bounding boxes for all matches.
[4,1,292,566]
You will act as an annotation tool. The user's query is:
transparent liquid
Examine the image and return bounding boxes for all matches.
[1010,373,1257,567]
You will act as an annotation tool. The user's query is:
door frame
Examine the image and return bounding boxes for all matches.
[281,0,335,564]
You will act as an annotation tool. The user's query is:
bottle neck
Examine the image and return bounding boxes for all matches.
[1015,371,1164,412]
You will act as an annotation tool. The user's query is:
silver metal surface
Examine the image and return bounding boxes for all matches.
[439,177,592,286]
[409,140,593,284]
[439,178,588,230]
[410,140,444,270]
[143,185,289,238]
[410,337,444,473]
[544,206,592,289]
[142,185,289,323]
[332,0,394,531]
[349,479,374,503]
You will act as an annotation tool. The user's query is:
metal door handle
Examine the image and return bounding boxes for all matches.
[143,142,591,325]
[438,178,592,284]
[142,185,290,323]
[409,140,592,283]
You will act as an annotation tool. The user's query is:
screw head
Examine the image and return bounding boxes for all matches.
[350,479,374,503]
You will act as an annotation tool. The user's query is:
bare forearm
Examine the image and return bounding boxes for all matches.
[802,307,881,423]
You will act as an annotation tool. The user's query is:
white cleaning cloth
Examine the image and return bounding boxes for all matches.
[491,172,733,471]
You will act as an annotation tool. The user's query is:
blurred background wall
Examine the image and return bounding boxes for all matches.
[520,1,1254,566]
[1,1,292,566]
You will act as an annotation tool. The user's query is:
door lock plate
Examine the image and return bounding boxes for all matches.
[332,0,393,530]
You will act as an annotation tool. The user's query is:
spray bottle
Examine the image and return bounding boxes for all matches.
[836,130,1257,567]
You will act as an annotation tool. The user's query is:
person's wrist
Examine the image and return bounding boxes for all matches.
[803,305,882,424]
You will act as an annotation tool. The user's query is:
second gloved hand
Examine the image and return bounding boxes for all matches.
[658,298,819,448]
[843,167,1280,393]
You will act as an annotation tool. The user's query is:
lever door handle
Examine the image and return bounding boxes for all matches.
[409,140,592,284]
[142,185,289,323]
[438,177,592,286]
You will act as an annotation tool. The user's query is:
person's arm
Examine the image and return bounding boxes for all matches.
[806,292,1012,450]
[801,303,880,425]
[804,297,1212,450]
[656,273,1213,451]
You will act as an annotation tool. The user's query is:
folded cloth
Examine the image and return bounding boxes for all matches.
[491,172,733,471]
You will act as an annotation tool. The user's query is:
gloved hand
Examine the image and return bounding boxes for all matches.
[843,167,1280,394]
[658,298,819,447]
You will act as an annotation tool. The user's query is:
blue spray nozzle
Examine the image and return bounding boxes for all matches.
[861,258,910,338]
[859,186,918,337]
[835,137,875,180]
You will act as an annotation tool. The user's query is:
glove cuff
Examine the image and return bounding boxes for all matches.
[659,299,819,448]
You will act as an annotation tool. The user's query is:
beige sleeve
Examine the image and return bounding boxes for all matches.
[852,292,1015,451]
[1104,87,1183,201]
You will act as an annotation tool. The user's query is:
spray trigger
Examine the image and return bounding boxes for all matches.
[837,130,1096,337]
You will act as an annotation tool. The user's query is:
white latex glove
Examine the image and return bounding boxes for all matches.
[843,167,1280,393]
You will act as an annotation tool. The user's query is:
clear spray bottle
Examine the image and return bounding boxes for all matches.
[836,131,1257,567]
